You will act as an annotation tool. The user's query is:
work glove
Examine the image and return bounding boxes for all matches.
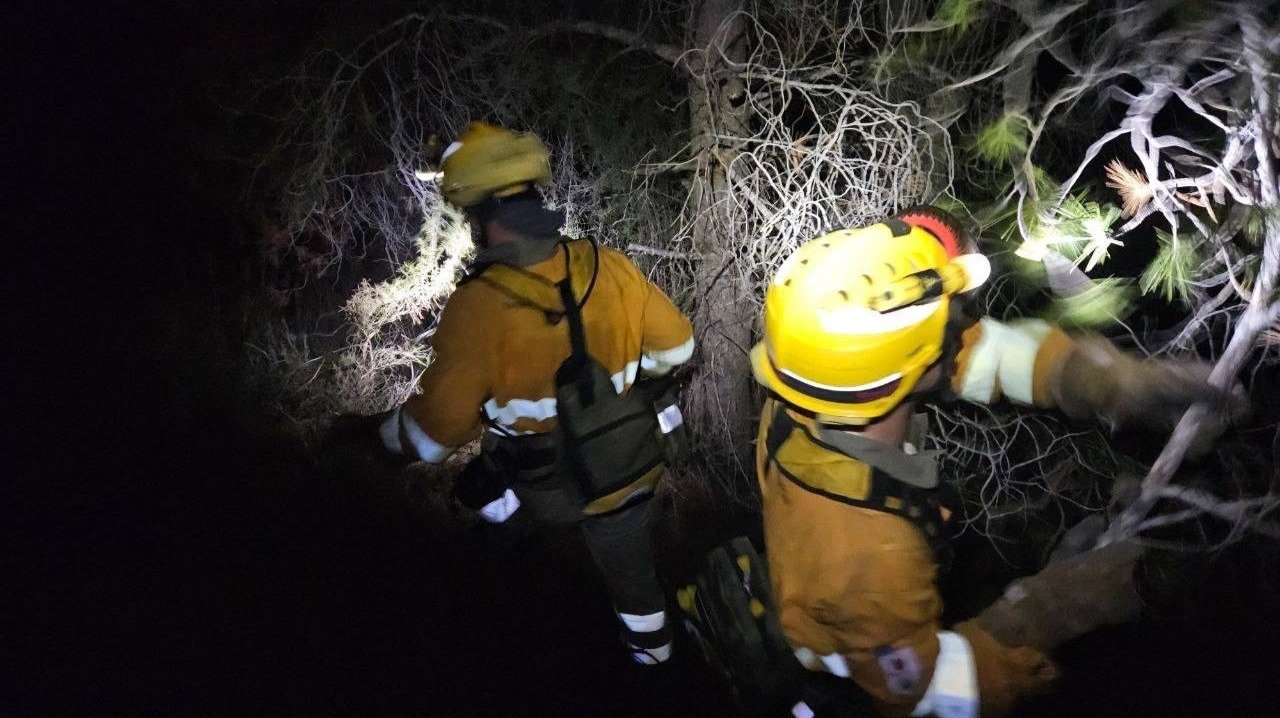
[976,539,1144,653]
[319,411,412,470]
[1048,336,1248,443]
[453,454,520,523]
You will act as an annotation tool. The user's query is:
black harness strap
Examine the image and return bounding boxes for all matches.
[764,403,950,563]
[469,263,563,324]
[463,238,601,325]
[557,245,596,404]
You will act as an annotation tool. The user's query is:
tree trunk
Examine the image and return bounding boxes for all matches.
[684,0,757,485]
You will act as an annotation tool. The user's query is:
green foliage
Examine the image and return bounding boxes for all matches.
[972,166,1054,246]
[992,181,1123,272]
[932,0,983,36]
[1139,229,1204,305]
[973,171,1134,327]
[1049,196,1123,271]
[970,113,1029,167]
[1240,206,1269,246]
[1047,278,1136,328]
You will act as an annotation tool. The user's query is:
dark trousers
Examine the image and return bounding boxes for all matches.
[578,495,665,619]
[493,430,668,647]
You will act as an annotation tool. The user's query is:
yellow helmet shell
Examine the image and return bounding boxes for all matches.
[751,222,958,423]
[439,122,553,208]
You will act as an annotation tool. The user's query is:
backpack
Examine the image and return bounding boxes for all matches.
[475,239,668,511]
[680,537,879,717]
[678,536,805,714]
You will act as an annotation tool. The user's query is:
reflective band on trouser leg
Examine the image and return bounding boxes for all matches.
[580,499,670,663]
[620,609,672,664]
[620,607,671,665]
[624,624,675,665]
[619,610,666,634]
[911,631,978,718]
[791,701,816,718]
[629,642,672,665]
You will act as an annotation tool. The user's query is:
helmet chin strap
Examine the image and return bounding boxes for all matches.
[901,311,967,406]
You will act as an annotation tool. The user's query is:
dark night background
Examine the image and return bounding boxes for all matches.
[9,1,1279,716]
[12,2,732,714]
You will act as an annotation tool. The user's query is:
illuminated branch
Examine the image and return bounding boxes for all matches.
[1100,2,1280,547]
[239,11,615,430]
[523,20,685,66]
[930,0,1280,549]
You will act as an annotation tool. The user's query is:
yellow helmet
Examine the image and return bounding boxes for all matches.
[750,211,991,424]
[439,122,553,208]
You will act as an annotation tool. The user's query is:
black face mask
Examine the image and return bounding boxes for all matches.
[470,190,565,238]
[467,195,502,248]
[469,217,489,248]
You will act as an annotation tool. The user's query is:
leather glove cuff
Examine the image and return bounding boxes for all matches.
[976,540,1144,652]
[1049,336,1246,433]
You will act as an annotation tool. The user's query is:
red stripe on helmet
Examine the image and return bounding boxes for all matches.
[896,205,964,258]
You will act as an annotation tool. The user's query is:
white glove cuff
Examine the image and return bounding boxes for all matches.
[479,489,521,523]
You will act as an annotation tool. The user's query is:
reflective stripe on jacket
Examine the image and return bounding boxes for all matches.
[396,239,693,462]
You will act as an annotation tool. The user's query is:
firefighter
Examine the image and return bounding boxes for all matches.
[750,209,1244,716]
[378,122,694,664]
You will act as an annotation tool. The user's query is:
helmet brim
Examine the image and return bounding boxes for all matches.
[751,343,917,424]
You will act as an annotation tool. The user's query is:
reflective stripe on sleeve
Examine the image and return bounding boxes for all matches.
[379,408,404,454]
[484,396,559,426]
[481,361,642,431]
[641,336,695,373]
[819,652,852,678]
[793,647,821,671]
[957,318,1052,405]
[398,407,452,463]
[911,631,979,718]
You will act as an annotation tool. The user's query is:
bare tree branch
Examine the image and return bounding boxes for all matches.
[524,20,685,66]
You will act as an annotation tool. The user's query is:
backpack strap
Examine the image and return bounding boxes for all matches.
[557,259,595,404]
[470,239,600,324]
[764,403,950,563]
[476,263,564,323]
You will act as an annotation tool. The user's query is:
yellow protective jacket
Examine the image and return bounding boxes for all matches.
[386,239,694,463]
[757,317,1074,717]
